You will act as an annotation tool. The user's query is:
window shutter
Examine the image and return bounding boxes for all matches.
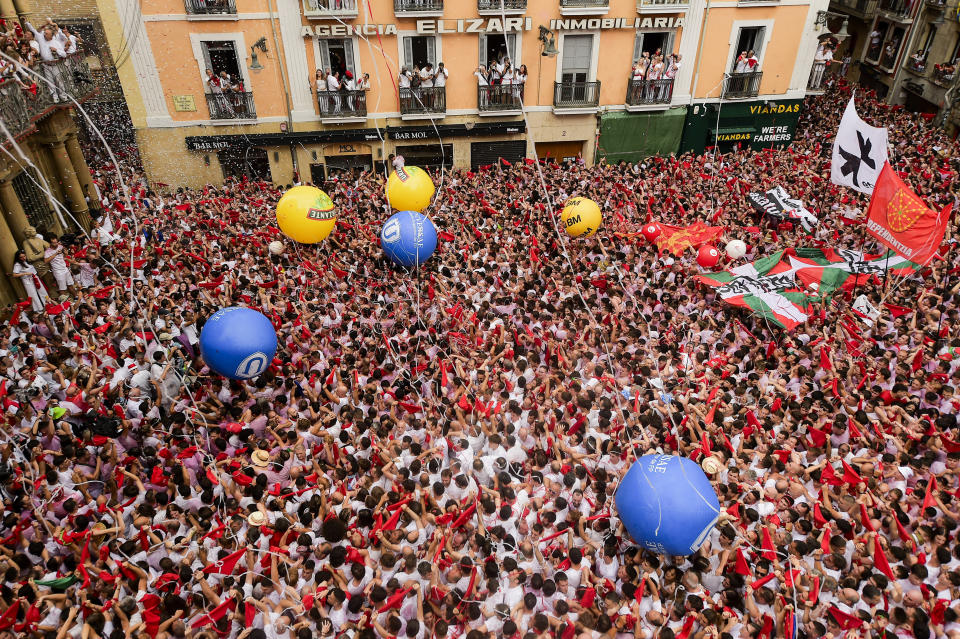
[344,38,355,72]
[479,34,487,69]
[427,36,437,66]
[201,41,214,73]
[633,33,643,62]
[403,36,413,68]
[319,39,331,72]
[506,33,517,63]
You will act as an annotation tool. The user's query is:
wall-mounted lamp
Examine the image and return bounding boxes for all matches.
[815,11,850,41]
[538,25,558,57]
[250,37,268,70]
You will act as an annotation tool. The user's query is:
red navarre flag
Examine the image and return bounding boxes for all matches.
[866,162,952,265]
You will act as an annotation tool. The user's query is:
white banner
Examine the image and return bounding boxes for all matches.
[831,95,888,195]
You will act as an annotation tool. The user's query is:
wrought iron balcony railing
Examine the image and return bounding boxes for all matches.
[625,78,673,105]
[399,86,446,115]
[725,71,762,98]
[554,80,600,108]
[184,0,237,14]
[394,0,443,12]
[206,91,256,120]
[478,84,524,111]
[317,89,367,119]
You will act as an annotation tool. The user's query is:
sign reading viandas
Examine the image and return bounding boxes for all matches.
[696,248,920,329]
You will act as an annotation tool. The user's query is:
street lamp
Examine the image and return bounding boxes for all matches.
[815,11,851,41]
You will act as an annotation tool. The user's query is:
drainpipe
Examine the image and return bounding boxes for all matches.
[265,0,298,179]
[690,0,713,105]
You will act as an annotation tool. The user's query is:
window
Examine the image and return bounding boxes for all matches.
[403,35,437,70]
[920,26,937,59]
[561,34,593,83]
[479,33,518,69]
[731,26,765,72]
[633,31,674,62]
[317,38,356,78]
[12,169,56,233]
[866,22,889,61]
[201,41,243,86]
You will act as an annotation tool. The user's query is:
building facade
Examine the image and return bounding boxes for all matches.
[0,0,100,306]
[829,0,960,130]
[95,0,831,187]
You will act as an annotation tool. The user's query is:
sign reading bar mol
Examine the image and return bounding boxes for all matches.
[301,16,682,37]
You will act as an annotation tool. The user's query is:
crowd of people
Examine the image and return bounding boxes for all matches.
[1,76,959,639]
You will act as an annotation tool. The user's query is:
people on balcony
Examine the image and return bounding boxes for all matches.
[629,51,678,103]
[810,43,834,89]
[25,18,72,102]
[474,56,524,109]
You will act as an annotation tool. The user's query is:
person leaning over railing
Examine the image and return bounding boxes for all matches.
[24,18,70,102]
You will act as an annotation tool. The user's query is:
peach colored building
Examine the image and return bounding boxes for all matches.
[96,0,834,186]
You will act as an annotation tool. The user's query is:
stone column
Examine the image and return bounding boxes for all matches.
[65,133,100,216]
[0,207,21,303]
[0,0,18,28]
[11,0,30,21]
[47,139,91,231]
[0,177,30,245]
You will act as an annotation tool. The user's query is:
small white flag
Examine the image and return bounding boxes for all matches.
[831,95,888,195]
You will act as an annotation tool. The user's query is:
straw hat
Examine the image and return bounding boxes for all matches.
[701,455,724,475]
[251,449,270,468]
[247,511,266,527]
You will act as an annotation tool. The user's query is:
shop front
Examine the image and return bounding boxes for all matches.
[679,99,803,155]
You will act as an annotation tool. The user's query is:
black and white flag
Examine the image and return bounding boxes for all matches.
[747,186,819,232]
[831,95,888,195]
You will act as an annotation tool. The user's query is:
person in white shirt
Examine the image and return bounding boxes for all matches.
[434,61,449,87]
[326,70,342,110]
[26,19,68,101]
[43,236,75,294]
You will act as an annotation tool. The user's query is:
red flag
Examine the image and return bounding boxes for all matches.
[820,523,832,554]
[820,347,832,371]
[760,527,776,561]
[859,503,875,532]
[841,460,863,486]
[377,587,411,613]
[828,606,863,630]
[922,475,938,512]
[201,548,245,575]
[734,548,751,576]
[912,348,925,373]
[894,515,914,546]
[813,503,827,526]
[883,302,912,317]
[873,538,895,580]
[865,162,952,264]
[808,576,820,603]
[192,598,237,628]
[440,361,449,387]
[750,573,776,590]
[0,600,19,630]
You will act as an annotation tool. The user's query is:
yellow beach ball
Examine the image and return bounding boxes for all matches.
[386,165,435,212]
[561,197,602,237]
[276,186,337,244]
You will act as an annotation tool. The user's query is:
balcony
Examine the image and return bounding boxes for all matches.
[724,72,762,98]
[478,0,526,13]
[478,84,523,115]
[625,78,673,109]
[184,0,238,17]
[553,80,600,112]
[933,64,956,86]
[317,89,367,121]
[205,91,256,120]
[906,57,928,76]
[399,86,446,119]
[637,0,689,11]
[302,0,359,18]
[807,61,829,91]
[394,0,443,15]
[559,0,610,15]
[0,55,96,145]
[878,0,913,20]
[829,0,878,17]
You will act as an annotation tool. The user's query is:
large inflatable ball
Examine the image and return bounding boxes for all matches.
[380,211,438,268]
[276,186,337,244]
[199,307,277,380]
[386,166,435,213]
[561,197,602,237]
[615,454,720,556]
